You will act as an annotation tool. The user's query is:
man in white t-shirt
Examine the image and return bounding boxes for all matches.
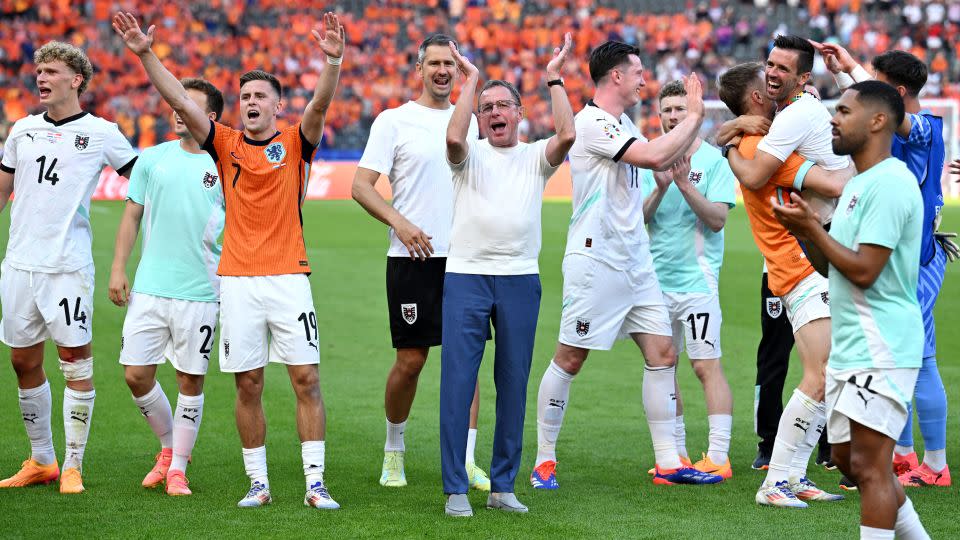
[531,40,723,490]
[352,34,489,492]
[439,35,575,517]
[0,41,138,494]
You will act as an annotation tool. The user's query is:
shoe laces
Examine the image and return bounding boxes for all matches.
[247,481,267,496]
[385,453,402,469]
[773,480,798,497]
[309,481,330,498]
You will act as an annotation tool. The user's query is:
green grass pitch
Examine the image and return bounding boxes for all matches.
[0,200,957,539]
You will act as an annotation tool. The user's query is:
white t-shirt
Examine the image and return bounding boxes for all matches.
[757,93,848,170]
[566,102,652,272]
[447,138,558,275]
[357,101,479,257]
[1,112,137,272]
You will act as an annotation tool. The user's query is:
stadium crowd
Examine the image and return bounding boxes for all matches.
[2,0,960,150]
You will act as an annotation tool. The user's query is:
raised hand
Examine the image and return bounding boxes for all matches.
[738,115,772,136]
[546,32,573,80]
[948,158,960,179]
[652,169,673,191]
[772,192,820,240]
[671,154,692,187]
[683,72,704,117]
[809,40,857,74]
[312,12,345,59]
[449,41,480,80]
[112,12,155,56]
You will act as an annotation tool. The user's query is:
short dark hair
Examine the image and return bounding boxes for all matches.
[418,34,457,63]
[588,41,641,85]
[478,79,522,107]
[772,34,815,74]
[718,62,764,117]
[871,50,927,97]
[239,70,282,99]
[181,78,224,121]
[658,80,686,103]
[849,80,905,130]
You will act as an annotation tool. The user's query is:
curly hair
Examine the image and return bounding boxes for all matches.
[34,41,94,96]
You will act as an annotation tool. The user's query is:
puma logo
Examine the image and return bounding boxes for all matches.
[548,399,566,410]
[22,415,37,424]
[26,133,35,142]
[79,324,88,332]
[857,390,875,408]
[793,417,810,433]
[848,374,879,409]
[181,414,199,423]
[704,340,715,349]
[70,415,88,425]
[308,342,318,350]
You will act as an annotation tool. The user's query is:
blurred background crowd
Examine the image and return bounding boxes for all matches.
[1,0,959,155]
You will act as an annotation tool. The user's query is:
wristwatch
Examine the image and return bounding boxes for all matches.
[547,78,564,87]
[721,144,735,158]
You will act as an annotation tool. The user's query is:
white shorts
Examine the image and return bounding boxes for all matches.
[825,366,919,444]
[119,292,219,375]
[0,261,94,348]
[782,272,831,332]
[219,274,320,373]
[663,291,722,360]
[558,254,671,351]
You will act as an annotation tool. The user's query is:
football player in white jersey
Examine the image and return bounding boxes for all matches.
[530,41,722,488]
[0,41,138,494]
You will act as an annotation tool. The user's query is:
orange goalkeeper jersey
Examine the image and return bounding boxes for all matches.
[737,135,815,297]
[202,120,316,276]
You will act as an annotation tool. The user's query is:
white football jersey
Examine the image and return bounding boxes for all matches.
[565,102,652,271]
[1,112,137,272]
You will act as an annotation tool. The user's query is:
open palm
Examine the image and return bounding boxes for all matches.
[312,12,345,59]
[112,12,155,55]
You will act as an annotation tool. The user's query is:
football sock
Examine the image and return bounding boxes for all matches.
[860,526,894,539]
[922,449,947,472]
[132,381,173,449]
[19,381,55,466]
[895,445,915,456]
[385,419,405,452]
[242,446,268,487]
[915,357,947,455]
[171,393,203,472]
[536,360,574,466]
[63,387,95,471]
[707,414,732,464]
[643,365,681,470]
[789,400,826,481]
[302,440,326,489]
[765,389,817,485]
[895,497,930,540]
[674,415,688,460]
[465,428,477,464]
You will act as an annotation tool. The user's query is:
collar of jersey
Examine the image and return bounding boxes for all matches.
[243,130,281,146]
[586,100,622,124]
[43,111,88,127]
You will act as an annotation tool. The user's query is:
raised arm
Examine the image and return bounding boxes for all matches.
[113,12,210,144]
[109,200,145,306]
[544,33,576,167]
[446,43,480,165]
[798,162,855,198]
[301,12,344,146]
[715,116,771,146]
[620,73,703,170]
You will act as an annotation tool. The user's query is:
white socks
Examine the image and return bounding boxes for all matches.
[895,444,914,456]
[859,526,894,539]
[242,446,269,487]
[643,365,681,470]
[766,389,819,485]
[18,381,55,465]
[536,360,574,466]
[789,402,826,482]
[895,497,930,540]
[674,415,688,460]
[63,387,95,471]
[171,393,204,472]
[302,440,325,489]
[922,449,946,472]
[707,414,732,464]
[384,419,405,452]
[466,428,477,464]
[132,382,173,449]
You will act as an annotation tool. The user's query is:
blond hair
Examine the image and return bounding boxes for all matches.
[34,41,94,96]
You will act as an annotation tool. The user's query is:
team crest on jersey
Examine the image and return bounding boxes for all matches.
[688,170,703,185]
[766,297,783,318]
[575,317,591,337]
[401,303,417,325]
[264,141,286,163]
[821,292,829,305]
[202,172,219,188]
[846,194,859,215]
[74,134,89,150]
[600,122,621,140]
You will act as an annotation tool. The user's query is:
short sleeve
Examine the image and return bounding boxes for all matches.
[858,180,913,250]
[447,137,473,173]
[705,158,737,208]
[537,139,561,179]
[756,108,805,163]
[581,116,637,162]
[0,123,18,172]
[201,120,237,164]
[356,112,396,176]
[125,148,152,205]
[897,113,934,150]
[103,124,138,177]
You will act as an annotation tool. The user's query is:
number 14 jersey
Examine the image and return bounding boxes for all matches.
[0,112,137,272]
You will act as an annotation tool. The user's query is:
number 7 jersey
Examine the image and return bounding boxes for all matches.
[0,112,137,272]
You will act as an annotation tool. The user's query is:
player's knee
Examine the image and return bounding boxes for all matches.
[290,369,320,396]
[691,359,721,381]
[176,373,204,396]
[124,369,154,394]
[10,349,43,376]
[235,374,264,400]
[645,344,677,368]
[554,347,587,375]
[59,357,93,382]
[394,351,427,379]
[847,451,881,486]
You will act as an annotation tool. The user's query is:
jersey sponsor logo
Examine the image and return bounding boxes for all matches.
[688,170,703,185]
[401,303,418,325]
[45,132,62,144]
[74,134,89,150]
[820,291,829,305]
[765,297,783,319]
[846,194,860,215]
[202,172,219,188]
[264,141,286,163]
[575,317,590,337]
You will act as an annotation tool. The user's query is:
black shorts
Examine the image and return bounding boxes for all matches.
[386,257,445,349]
